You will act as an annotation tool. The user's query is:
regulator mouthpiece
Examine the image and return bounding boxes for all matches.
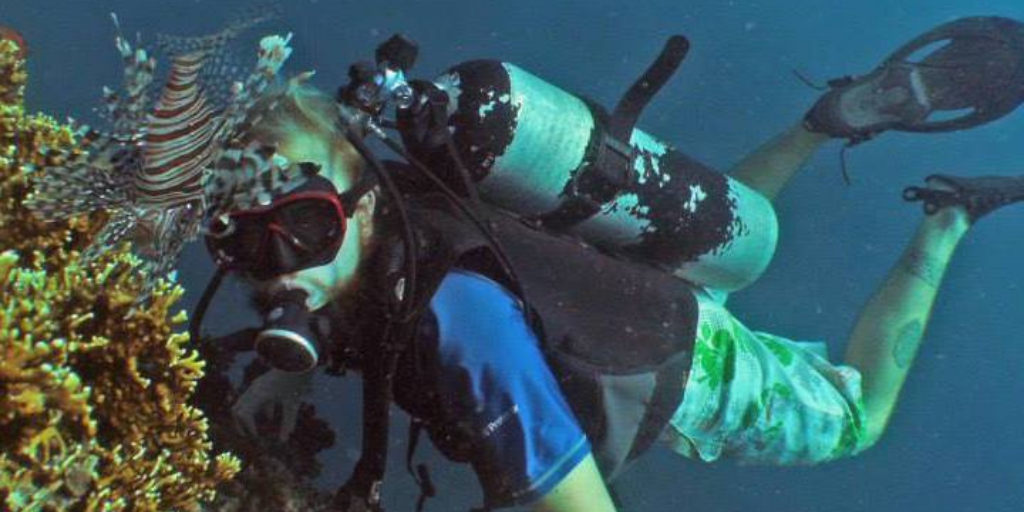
[255,290,323,372]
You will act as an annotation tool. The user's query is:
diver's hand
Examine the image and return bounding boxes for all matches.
[232,368,314,442]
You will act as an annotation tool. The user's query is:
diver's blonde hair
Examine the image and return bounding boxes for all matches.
[249,83,365,186]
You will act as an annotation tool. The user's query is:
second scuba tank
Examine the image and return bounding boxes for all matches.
[402,60,777,292]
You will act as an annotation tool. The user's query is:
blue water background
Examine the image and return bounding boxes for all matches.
[5,0,1024,510]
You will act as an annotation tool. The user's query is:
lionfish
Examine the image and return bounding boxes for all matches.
[28,11,310,301]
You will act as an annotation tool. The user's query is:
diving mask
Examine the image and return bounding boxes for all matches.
[205,174,372,280]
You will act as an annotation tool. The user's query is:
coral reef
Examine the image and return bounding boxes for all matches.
[203,446,334,512]
[0,38,26,106]
[0,38,239,511]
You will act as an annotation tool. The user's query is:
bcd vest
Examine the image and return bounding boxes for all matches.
[384,195,699,479]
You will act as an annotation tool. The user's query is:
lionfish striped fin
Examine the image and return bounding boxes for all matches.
[80,209,139,264]
[27,128,136,221]
[155,5,278,58]
[135,12,292,212]
[136,49,220,210]
[202,141,307,223]
[133,204,201,303]
[104,13,157,139]
[155,5,279,111]
[216,34,298,145]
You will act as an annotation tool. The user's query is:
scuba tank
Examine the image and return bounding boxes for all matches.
[398,57,778,292]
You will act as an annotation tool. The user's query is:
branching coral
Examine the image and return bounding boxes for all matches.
[0,39,26,106]
[0,39,93,271]
[0,37,239,511]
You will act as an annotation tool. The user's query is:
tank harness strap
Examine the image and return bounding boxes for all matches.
[187,265,229,345]
[374,113,542,331]
[334,126,425,512]
[333,131,496,511]
[537,35,691,231]
[405,418,436,512]
[624,350,693,463]
[332,327,392,512]
[186,266,263,353]
[335,85,545,511]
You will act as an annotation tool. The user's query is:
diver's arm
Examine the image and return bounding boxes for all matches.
[532,454,617,512]
[232,368,315,441]
[727,122,829,202]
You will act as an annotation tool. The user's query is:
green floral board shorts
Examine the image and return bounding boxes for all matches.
[662,290,869,465]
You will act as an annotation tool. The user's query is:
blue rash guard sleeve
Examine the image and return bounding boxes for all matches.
[427,270,591,507]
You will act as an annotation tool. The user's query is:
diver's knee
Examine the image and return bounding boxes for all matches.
[856,422,887,453]
[839,416,886,459]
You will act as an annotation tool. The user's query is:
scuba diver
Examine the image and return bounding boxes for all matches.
[209,16,1024,512]
[30,12,1024,512]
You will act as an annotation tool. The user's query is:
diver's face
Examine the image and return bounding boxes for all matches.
[254,133,375,310]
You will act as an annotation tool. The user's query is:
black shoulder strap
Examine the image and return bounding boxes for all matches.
[332,202,481,512]
[405,419,436,512]
[538,35,690,230]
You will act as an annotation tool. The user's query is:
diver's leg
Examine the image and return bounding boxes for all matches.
[664,176,1024,465]
[663,209,959,463]
[727,123,829,202]
[681,123,826,293]
[845,174,1024,446]
[842,205,969,447]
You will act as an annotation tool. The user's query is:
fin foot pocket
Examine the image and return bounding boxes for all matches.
[903,174,1024,222]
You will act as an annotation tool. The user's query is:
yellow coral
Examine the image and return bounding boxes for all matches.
[0,40,26,106]
[0,35,239,511]
[0,40,90,271]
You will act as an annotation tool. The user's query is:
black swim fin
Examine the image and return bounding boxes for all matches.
[903,173,1024,223]
[805,16,1024,144]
